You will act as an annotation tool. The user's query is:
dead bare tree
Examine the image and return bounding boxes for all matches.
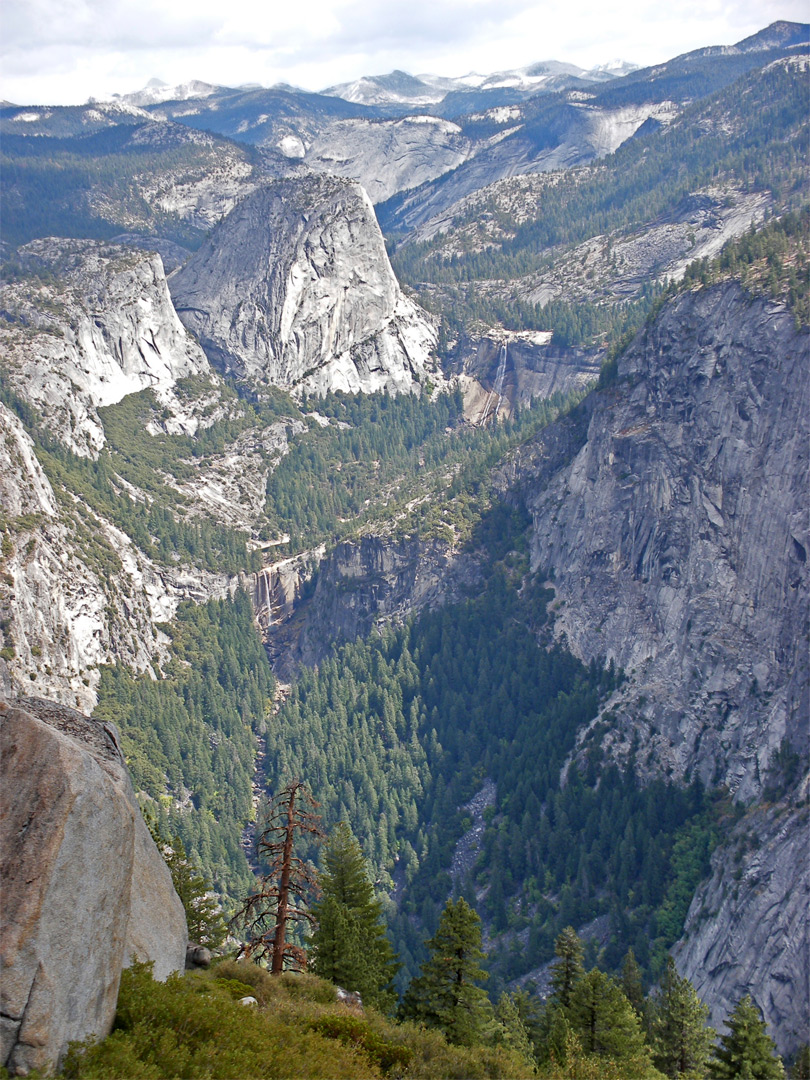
[233,780,324,972]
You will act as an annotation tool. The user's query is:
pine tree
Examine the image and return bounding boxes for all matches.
[400,896,494,1047]
[651,958,715,1078]
[232,781,324,972]
[495,992,536,1069]
[567,967,655,1068]
[550,926,585,1008]
[622,947,646,1020]
[710,995,785,1079]
[309,822,398,1011]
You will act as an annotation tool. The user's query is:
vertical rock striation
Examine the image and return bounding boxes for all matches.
[515,280,809,1050]
[524,282,809,797]
[170,175,438,396]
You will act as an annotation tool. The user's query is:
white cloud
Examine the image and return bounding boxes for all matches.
[1,0,807,105]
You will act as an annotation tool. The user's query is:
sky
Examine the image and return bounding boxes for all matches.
[1,0,808,106]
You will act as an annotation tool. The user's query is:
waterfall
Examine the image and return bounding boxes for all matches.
[481,342,508,424]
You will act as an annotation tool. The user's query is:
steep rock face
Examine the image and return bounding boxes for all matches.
[456,332,601,421]
[0,402,240,710]
[525,283,808,798]
[0,239,213,456]
[254,535,481,680]
[672,787,810,1058]
[307,116,471,203]
[171,176,438,396]
[516,282,808,1049]
[0,697,186,1076]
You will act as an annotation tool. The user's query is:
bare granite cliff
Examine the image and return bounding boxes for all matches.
[254,535,482,680]
[0,696,187,1077]
[0,399,241,711]
[0,239,215,457]
[672,784,810,1058]
[512,281,808,1050]
[170,175,438,396]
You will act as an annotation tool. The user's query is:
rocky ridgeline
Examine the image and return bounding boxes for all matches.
[171,175,439,396]
[0,696,186,1076]
[0,239,215,457]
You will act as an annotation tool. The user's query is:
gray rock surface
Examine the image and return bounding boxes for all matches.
[0,239,214,457]
[0,400,243,711]
[672,786,810,1058]
[0,697,186,1076]
[509,281,808,1050]
[171,175,438,396]
[306,115,471,203]
[523,283,809,799]
[455,331,601,420]
[255,535,482,679]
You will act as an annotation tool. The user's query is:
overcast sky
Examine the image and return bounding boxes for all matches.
[2,0,807,106]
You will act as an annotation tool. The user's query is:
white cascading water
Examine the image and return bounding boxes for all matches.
[481,343,508,424]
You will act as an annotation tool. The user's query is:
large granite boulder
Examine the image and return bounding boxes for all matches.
[0,697,187,1076]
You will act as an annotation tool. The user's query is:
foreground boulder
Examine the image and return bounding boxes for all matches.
[0,697,187,1076]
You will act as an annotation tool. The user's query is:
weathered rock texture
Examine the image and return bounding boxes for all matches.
[523,283,809,799]
[0,697,186,1076]
[673,785,810,1058]
[0,401,242,711]
[171,175,438,396]
[456,332,601,421]
[0,239,214,457]
[254,535,482,680]
[511,281,808,1050]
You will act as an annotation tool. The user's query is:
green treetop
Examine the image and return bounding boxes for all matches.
[309,822,399,1011]
[651,958,715,1078]
[147,821,227,950]
[568,967,656,1068]
[400,896,494,1047]
[550,926,585,1009]
[709,995,785,1079]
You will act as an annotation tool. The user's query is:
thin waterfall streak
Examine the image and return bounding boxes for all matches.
[481,343,508,425]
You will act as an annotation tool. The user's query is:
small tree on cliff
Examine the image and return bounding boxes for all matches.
[146,818,227,949]
[232,780,324,972]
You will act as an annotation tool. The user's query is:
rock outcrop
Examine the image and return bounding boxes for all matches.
[171,175,438,396]
[0,239,214,457]
[673,784,810,1058]
[0,400,242,711]
[455,331,601,421]
[255,535,482,680]
[512,281,808,1049]
[0,697,186,1076]
[523,282,809,798]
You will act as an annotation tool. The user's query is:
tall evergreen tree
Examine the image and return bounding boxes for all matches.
[622,948,646,1020]
[709,995,784,1079]
[550,926,585,1008]
[651,958,715,1078]
[400,896,494,1047]
[567,967,655,1067]
[309,823,398,1011]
